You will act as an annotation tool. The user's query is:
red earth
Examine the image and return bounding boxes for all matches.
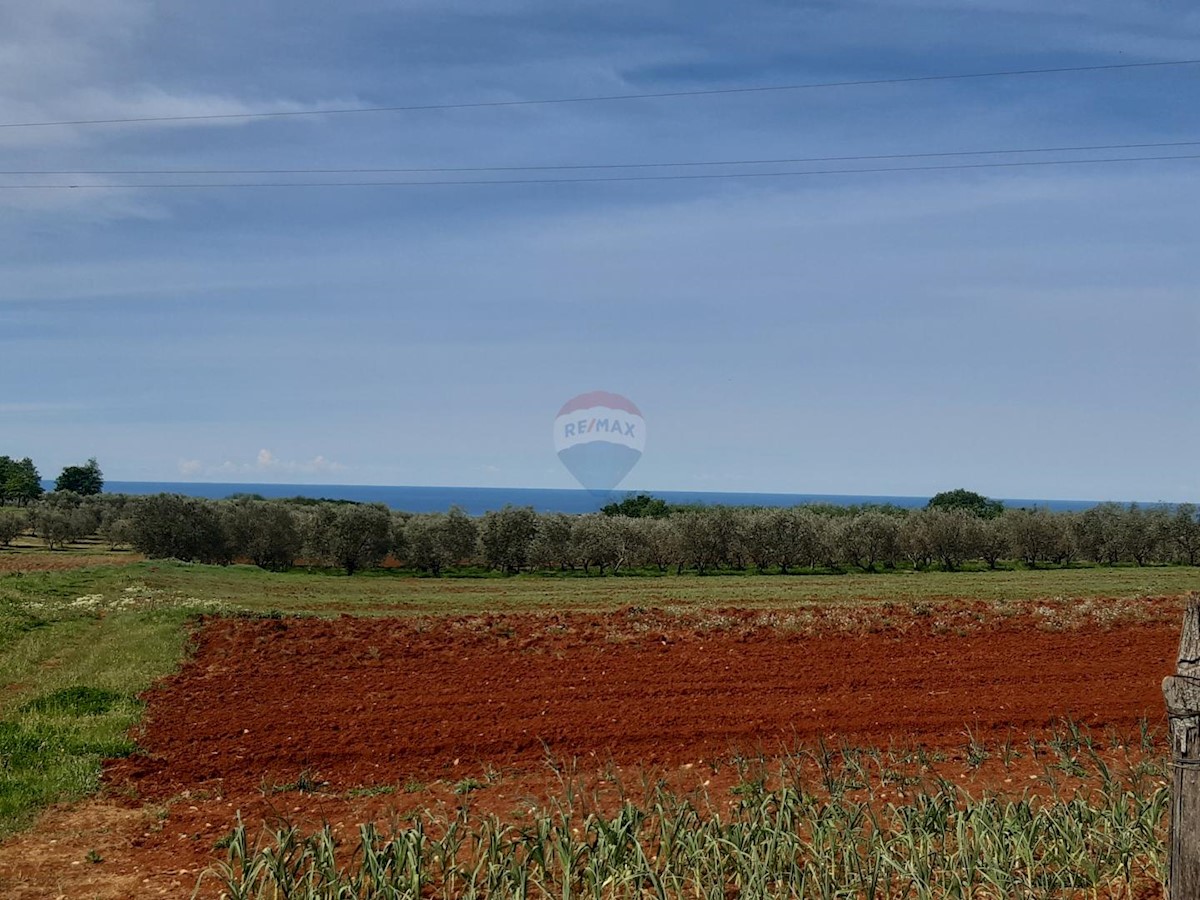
[113,604,1180,798]
[0,601,1187,898]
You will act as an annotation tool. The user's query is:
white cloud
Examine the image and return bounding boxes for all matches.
[0,0,356,218]
[177,449,346,479]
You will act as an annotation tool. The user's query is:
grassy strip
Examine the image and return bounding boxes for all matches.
[0,605,192,837]
[3,557,1196,619]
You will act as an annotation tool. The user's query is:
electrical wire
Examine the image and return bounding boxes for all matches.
[3,58,1197,129]
[2,152,1197,189]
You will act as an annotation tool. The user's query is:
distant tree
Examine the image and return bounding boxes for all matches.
[402,507,479,576]
[569,515,626,574]
[29,506,73,550]
[305,503,391,575]
[628,516,677,573]
[0,508,26,546]
[923,509,982,571]
[774,508,822,572]
[127,494,231,564]
[54,458,104,495]
[976,517,1010,570]
[403,515,449,575]
[601,493,671,518]
[480,505,539,574]
[1002,508,1060,568]
[68,504,101,542]
[98,516,134,551]
[1076,503,1125,565]
[442,506,480,566]
[901,513,936,570]
[528,513,574,571]
[926,489,1004,519]
[389,511,412,563]
[1121,503,1168,567]
[0,456,11,505]
[673,509,725,574]
[843,511,902,572]
[222,500,302,571]
[2,457,44,506]
[740,510,779,573]
[1169,504,1200,566]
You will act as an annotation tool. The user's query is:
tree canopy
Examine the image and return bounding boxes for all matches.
[601,493,671,518]
[926,488,1004,519]
[55,458,104,496]
[0,456,44,506]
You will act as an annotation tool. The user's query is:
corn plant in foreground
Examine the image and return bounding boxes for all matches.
[199,776,1168,899]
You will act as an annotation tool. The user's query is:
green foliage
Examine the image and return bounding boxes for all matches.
[480,505,539,574]
[403,507,479,576]
[927,488,1005,519]
[53,458,104,496]
[0,456,44,507]
[205,774,1167,898]
[0,508,26,546]
[601,493,671,518]
[127,494,232,564]
[303,503,392,575]
[223,500,301,571]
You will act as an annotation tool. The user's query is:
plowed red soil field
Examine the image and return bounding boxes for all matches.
[115,604,1180,797]
[0,602,1185,899]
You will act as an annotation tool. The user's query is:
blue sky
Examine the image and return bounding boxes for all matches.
[1,0,1198,501]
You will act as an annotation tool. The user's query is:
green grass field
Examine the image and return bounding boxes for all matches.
[0,555,1196,838]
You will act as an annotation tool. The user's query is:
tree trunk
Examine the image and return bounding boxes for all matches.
[1164,597,1200,899]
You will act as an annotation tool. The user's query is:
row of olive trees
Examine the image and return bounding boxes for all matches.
[3,493,1198,575]
[476,503,1200,575]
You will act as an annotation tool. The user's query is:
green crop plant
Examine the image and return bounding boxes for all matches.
[200,772,1169,899]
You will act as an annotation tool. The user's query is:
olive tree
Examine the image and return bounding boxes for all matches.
[1002,508,1060,568]
[528,513,574,571]
[0,508,26,546]
[570,514,626,574]
[673,509,720,574]
[922,508,982,571]
[31,507,74,550]
[775,508,823,572]
[128,494,231,564]
[976,516,1010,569]
[1076,503,1125,565]
[740,509,779,572]
[1121,504,1168,566]
[223,500,302,571]
[629,516,677,573]
[901,513,936,570]
[304,503,391,575]
[843,511,902,572]
[480,505,539,574]
[1169,503,1200,566]
[403,507,479,575]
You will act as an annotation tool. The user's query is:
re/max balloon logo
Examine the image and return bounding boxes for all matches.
[554,391,645,494]
[561,417,638,439]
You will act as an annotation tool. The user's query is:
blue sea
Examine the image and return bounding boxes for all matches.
[89,482,1118,515]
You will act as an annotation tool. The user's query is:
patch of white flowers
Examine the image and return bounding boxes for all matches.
[26,582,225,615]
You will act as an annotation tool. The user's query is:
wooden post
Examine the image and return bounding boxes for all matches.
[1163,598,1200,899]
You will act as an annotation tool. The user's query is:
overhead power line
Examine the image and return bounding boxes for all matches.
[2,58,1198,130]
[2,139,1198,176]
[2,152,1197,189]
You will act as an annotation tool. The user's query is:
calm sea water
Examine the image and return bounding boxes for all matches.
[92,482,1113,515]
